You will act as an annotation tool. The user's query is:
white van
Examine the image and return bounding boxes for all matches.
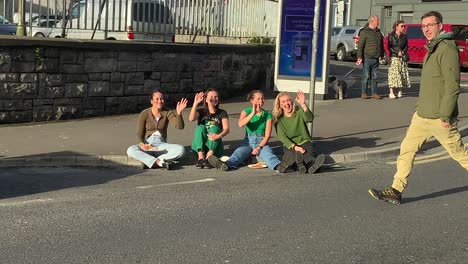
[49,0,174,42]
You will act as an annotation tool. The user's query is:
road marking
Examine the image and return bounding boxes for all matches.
[387,143,467,165]
[136,178,215,189]
[0,198,54,207]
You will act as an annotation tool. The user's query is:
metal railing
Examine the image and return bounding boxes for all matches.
[1,0,278,39]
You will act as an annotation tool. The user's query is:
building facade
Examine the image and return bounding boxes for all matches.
[349,0,468,34]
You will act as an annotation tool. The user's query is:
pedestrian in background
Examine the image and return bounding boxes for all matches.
[127,90,187,170]
[369,11,468,205]
[207,90,281,171]
[387,19,411,99]
[356,15,384,100]
[189,88,229,169]
[273,90,325,174]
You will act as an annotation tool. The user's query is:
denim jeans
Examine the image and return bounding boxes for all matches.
[226,134,281,170]
[361,57,379,95]
[127,133,186,168]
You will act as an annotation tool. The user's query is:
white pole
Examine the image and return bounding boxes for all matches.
[307,0,321,135]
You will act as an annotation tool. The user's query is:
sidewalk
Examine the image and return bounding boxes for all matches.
[1,89,468,167]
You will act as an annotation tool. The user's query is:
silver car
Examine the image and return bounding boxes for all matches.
[330,26,362,61]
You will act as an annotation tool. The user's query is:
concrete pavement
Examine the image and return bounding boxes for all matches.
[1,62,468,167]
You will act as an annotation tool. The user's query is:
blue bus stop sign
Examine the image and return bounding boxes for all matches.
[278,0,326,79]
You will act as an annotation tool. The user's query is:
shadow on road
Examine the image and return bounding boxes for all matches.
[403,185,468,204]
[0,166,143,199]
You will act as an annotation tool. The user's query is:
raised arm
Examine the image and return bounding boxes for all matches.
[189,92,204,122]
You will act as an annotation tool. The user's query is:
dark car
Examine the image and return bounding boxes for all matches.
[0,15,16,35]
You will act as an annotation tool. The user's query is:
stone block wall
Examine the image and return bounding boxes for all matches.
[0,38,274,124]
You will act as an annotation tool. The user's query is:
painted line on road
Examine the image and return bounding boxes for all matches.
[136,178,215,189]
[0,198,54,207]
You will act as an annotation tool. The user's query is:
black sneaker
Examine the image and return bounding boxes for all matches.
[308,154,325,174]
[295,151,307,174]
[207,155,229,171]
[161,161,175,170]
[203,158,214,169]
[368,187,402,205]
[276,163,288,173]
[195,159,204,169]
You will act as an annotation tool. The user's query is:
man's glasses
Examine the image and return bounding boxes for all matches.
[421,23,439,29]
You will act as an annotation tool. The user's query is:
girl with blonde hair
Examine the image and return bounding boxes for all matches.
[273,90,325,174]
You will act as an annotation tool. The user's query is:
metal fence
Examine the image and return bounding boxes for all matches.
[1,0,278,39]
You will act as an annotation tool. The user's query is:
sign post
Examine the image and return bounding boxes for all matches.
[307,0,322,133]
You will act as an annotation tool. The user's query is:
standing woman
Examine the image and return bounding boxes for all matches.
[273,90,325,174]
[189,88,229,169]
[127,90,188,169]
[387,20,411,99]
[207,90,281,171]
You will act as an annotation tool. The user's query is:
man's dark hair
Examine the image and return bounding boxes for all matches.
[421,11,443,23]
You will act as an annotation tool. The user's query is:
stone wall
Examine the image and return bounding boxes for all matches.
[0,37,274,124]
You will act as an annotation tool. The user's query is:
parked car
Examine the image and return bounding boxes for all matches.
[26,15,62,37]
[383,23,468,67]
[330,25,361,61]
[49,0,174,42]
[0,15,16,36]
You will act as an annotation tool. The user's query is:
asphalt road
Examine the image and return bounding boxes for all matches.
[1,153,467,263]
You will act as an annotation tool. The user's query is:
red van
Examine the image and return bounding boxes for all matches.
[384,23,468,67]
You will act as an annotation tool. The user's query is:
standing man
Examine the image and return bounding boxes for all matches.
[356,15,384,99]
[368,11,468,205]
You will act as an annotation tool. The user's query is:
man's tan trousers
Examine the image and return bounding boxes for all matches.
[392,112,468,192]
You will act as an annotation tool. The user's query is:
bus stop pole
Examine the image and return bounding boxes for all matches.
[16,0,26,36]
[307,0,321,135]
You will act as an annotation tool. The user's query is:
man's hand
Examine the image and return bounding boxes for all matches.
[356,58,362,65]
[441,120,450,129]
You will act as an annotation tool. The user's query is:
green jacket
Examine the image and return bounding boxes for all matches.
[416,32,460,123]
[276,107,313,149]
[357,25,384,59]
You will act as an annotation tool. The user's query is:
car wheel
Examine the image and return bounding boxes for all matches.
[34,33,45,37]
[337,46,346,61]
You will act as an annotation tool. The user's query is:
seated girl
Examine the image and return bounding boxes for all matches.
[273,90,325,174]
[189,88,229,169]
[127,90,188,169]
[207,90,281,171]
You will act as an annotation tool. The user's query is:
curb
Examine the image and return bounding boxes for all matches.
[1,125,467,168]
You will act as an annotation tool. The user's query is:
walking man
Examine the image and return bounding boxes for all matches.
[368,11,468,205]
[356,15,384,99]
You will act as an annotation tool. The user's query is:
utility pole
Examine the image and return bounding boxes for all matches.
[16,0,26,36]
[307,0,321,135]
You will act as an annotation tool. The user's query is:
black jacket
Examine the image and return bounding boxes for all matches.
[387,32,408,57]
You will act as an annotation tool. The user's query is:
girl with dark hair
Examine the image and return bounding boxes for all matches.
[207,90,281,171]
[387,20,411,98]
[127,90,188,169]
[189,88,229,168]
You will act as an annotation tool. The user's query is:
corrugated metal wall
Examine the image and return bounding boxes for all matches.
[1,0,278,38]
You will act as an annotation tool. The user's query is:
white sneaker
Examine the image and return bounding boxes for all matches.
[389,93,396,99]
[397,91,403,98]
